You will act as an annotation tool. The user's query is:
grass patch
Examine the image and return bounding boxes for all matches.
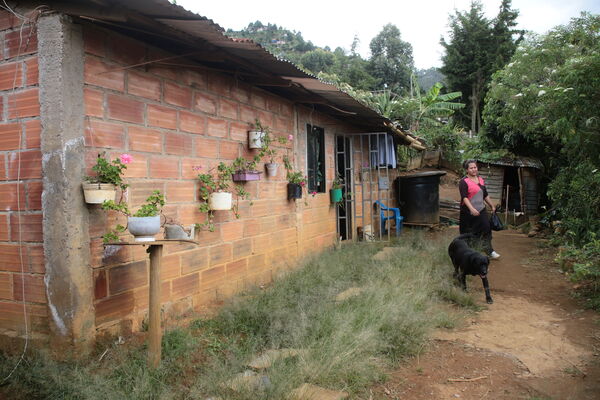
[0,229,474,399]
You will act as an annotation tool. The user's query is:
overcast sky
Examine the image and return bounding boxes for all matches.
[175,0,599,69]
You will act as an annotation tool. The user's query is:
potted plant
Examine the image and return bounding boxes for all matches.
[83,152,132,204]
[283,155,307,200]
[231,156,261,182]
[102,190,165,242]
[197,163,251,231]
[248,119,267,149]
[258,125,293,178]
[330,173,344,203]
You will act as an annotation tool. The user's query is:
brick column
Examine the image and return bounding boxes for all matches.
[38,14,94,352]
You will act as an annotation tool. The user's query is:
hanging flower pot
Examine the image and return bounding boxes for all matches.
[330,188,343,203]
[265,162,278,177]
[127,215,161,242]
[287,183,303,200]
[82,182,116,204]
[232,171,261,182]
[248,130,265,149]
[209,191,232,210]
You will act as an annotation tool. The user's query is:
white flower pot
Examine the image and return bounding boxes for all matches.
[127,215,160,242]
[248,130,265,149]
[82,183,116,204]
[265,162,278,177]
[209,192,232,211]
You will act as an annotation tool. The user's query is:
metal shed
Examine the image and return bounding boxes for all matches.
[476,157,543,215]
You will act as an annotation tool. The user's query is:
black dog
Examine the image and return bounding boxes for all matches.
[448,233,493,304]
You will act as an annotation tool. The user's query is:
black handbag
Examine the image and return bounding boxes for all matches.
[490,212,504,231]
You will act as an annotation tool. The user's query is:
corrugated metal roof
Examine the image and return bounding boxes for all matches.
[478,157,543,169]
[55,0,395,133]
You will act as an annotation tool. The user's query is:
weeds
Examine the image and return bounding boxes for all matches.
[0,229,474,399]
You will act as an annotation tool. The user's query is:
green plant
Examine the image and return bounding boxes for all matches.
[283,155,306,186]
[101,190,165,242]
[85,152,132,191]
[232,156,259,173]
[331,172,345,190]
[197,163,252,231]
[254,119,291,163]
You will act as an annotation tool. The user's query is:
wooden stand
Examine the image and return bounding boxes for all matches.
[104,239,198,367]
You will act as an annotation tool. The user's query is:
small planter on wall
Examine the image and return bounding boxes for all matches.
[82,183,116,204]
[330,188,343,203]
[287,183,303,200]
[127,215,160,242]
[265,163,278,177]
[232,171,261,182]
[209,192,232,210]
[248,130,265,149]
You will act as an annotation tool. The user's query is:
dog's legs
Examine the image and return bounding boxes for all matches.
[460,271,467,291]
[481,277,493,304]
[451,258,460,281]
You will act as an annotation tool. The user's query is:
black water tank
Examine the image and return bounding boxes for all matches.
[398,171,447,225]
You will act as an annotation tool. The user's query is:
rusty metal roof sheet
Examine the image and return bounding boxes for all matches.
[478,157,543,169]
[57,0,390,131]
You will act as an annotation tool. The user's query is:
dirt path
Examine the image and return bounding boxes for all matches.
[374,229,600,400]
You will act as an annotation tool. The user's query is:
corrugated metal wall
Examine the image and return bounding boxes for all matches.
[478,163,504,202]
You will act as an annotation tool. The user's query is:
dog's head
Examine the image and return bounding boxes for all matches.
[470,252,489,278]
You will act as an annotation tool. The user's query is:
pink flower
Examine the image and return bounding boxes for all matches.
[288,134,294,141]
[310,191,317,196]
[120,153,133,164]
[300,181,306,187]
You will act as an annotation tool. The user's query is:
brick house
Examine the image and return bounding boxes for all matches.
[0,0,421,351]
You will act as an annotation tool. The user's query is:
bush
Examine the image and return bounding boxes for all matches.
[547,161,600,245]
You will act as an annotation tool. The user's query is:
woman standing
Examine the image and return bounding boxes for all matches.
[459,160,500,259]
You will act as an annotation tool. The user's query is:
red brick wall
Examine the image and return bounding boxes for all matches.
[0,10,47,338]
[81,23,391,333]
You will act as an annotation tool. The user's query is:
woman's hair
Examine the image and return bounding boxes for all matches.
[462,159,478,170]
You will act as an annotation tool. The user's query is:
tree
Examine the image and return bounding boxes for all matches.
[482,13,600,244]
[368,24,414,92]
[440,0,520,133]
[300,49,336,74]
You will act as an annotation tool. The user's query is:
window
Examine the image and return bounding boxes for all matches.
[307,124,325,193]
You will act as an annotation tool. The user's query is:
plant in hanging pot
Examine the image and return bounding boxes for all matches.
[283,155,307,200]
[248,119,268,149]
[231,156,261,182]
[101,190,165,242]
[83,152,132,204]
[197,163,251,231]
[259,126,293,178]
[330,173,344,203]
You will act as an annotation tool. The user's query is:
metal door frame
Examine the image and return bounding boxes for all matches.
[335,132,393,242]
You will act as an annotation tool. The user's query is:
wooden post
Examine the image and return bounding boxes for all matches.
[505,185,510,226]
[147,244,163,368]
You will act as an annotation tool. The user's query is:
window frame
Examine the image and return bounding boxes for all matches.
[306,124,326,193]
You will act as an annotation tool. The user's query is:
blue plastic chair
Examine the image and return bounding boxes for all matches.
[375,200,403,236]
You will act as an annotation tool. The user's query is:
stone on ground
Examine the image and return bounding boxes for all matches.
[248,348,306,370]
[335,287,364,302]
[372,247,398,260]
[289,383,348,400]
